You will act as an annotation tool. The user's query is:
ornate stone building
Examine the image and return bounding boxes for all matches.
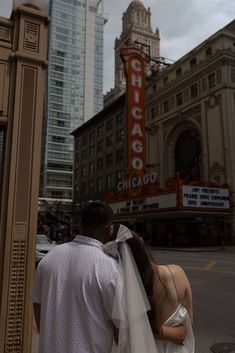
[104,0,160,107]
[145,20,235,243]
[73,19,235,246]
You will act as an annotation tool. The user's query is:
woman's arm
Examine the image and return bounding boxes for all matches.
[182,275,193,322]
[160,324,186,345]
[170,264,193,322]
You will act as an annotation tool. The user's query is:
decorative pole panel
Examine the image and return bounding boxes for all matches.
[0,4,49,352]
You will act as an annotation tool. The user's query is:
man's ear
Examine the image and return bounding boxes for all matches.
[107,224,114,237]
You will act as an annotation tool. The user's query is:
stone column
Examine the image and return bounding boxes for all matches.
[0,4,48,353]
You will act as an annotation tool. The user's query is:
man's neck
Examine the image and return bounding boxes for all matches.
[81,231,107,244]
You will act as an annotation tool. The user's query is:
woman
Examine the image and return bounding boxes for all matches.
[126,231,195,353]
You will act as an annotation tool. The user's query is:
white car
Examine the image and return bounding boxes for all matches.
[36,234,57,265]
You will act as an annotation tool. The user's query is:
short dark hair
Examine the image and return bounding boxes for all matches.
[80,201,114,230]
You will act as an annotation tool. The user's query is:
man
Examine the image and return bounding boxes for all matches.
[32,201,186,353]
[32,201,119,353]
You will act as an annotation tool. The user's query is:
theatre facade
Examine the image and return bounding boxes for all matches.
[73,20,235,246]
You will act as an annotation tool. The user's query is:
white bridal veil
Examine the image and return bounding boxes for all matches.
[104,225,158,353]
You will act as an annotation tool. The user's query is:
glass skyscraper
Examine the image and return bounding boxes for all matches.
[40,0,106,200]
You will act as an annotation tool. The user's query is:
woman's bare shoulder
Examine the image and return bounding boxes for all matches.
[157,264,187,282]
[167,264,188,279]
[156,264,173,280]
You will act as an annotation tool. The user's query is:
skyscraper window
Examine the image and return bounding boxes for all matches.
[40,0,106,200]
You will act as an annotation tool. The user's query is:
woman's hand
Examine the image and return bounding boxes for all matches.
[161,324,186,345]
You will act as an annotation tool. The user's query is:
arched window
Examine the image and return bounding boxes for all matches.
[137,12,140,22]
[175,129,201,181]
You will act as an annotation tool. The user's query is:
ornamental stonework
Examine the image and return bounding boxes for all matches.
[0,26,12,42]
[205,94,221,111]
[23,21,40,52]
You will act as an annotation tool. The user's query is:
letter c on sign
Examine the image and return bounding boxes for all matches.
[131,106,143,119]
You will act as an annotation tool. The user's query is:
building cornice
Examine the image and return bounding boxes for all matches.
[147,52,235,101]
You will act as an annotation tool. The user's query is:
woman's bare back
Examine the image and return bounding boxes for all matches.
[154,264,193,323]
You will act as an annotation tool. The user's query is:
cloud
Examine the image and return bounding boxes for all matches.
[103,0,235,92]
[0,0,13,18]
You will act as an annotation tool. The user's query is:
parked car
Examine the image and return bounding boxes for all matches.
[36,234,57,266]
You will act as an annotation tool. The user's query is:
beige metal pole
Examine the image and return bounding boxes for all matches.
[0,4,49,352]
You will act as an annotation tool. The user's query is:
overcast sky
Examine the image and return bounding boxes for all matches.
[103,0,235,93]
[1,1,234,93]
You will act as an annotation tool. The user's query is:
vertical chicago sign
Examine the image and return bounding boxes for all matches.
[121,47,149,180]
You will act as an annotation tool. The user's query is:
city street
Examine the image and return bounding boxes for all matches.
[150,247,235,353]
[32,247,235,353]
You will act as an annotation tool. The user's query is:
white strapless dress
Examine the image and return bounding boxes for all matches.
[156,304,195,353]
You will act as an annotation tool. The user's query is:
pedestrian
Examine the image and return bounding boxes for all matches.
[32,201,119,353]
[219,230,226,249]
[32,202,186,353]
[104,225,194,353]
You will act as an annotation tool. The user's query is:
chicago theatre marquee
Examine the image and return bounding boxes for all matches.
[73,21,235,246]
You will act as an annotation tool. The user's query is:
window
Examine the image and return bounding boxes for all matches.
[89,145,95,158]
[97,157,103,171]
[81,149,87,160]
[97,177,103,191]
[97,140,103,152]
[163,100,169,113]
[216,69,222,84]
[205,47,212,57]
[89,130,95,142]
[176,92,183,106]
[190,84,198,98]
[176,68,182,77]
[57,120,65,127]
[89,162,95,175]
[169,97,175,109]
[97,125,103,138]
[52,136,65,143]
[190,58,197,68]
[116,170,123,182]
[82,135,88,145]
[116,149,124,163]
[53,65,64,72]
[47,162,72,171]
[106,135,113,147]
[202,78,207,92]
[208,73,216,88]
[106,173,114,189]
[81,183,87,194]
[51,190,63,198]
[116,113,123,126]
[116,129,124,142]
[163,77,169,85]
[82,165,87,177]
[55,80,64,87]
[89,180,95,193]
[106,119,113,131]
[150,107,156,121]
[106,153,113,167]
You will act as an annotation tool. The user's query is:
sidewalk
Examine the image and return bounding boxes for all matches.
[149,245,235,253]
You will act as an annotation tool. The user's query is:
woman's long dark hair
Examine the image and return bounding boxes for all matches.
[126,232,160,336]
